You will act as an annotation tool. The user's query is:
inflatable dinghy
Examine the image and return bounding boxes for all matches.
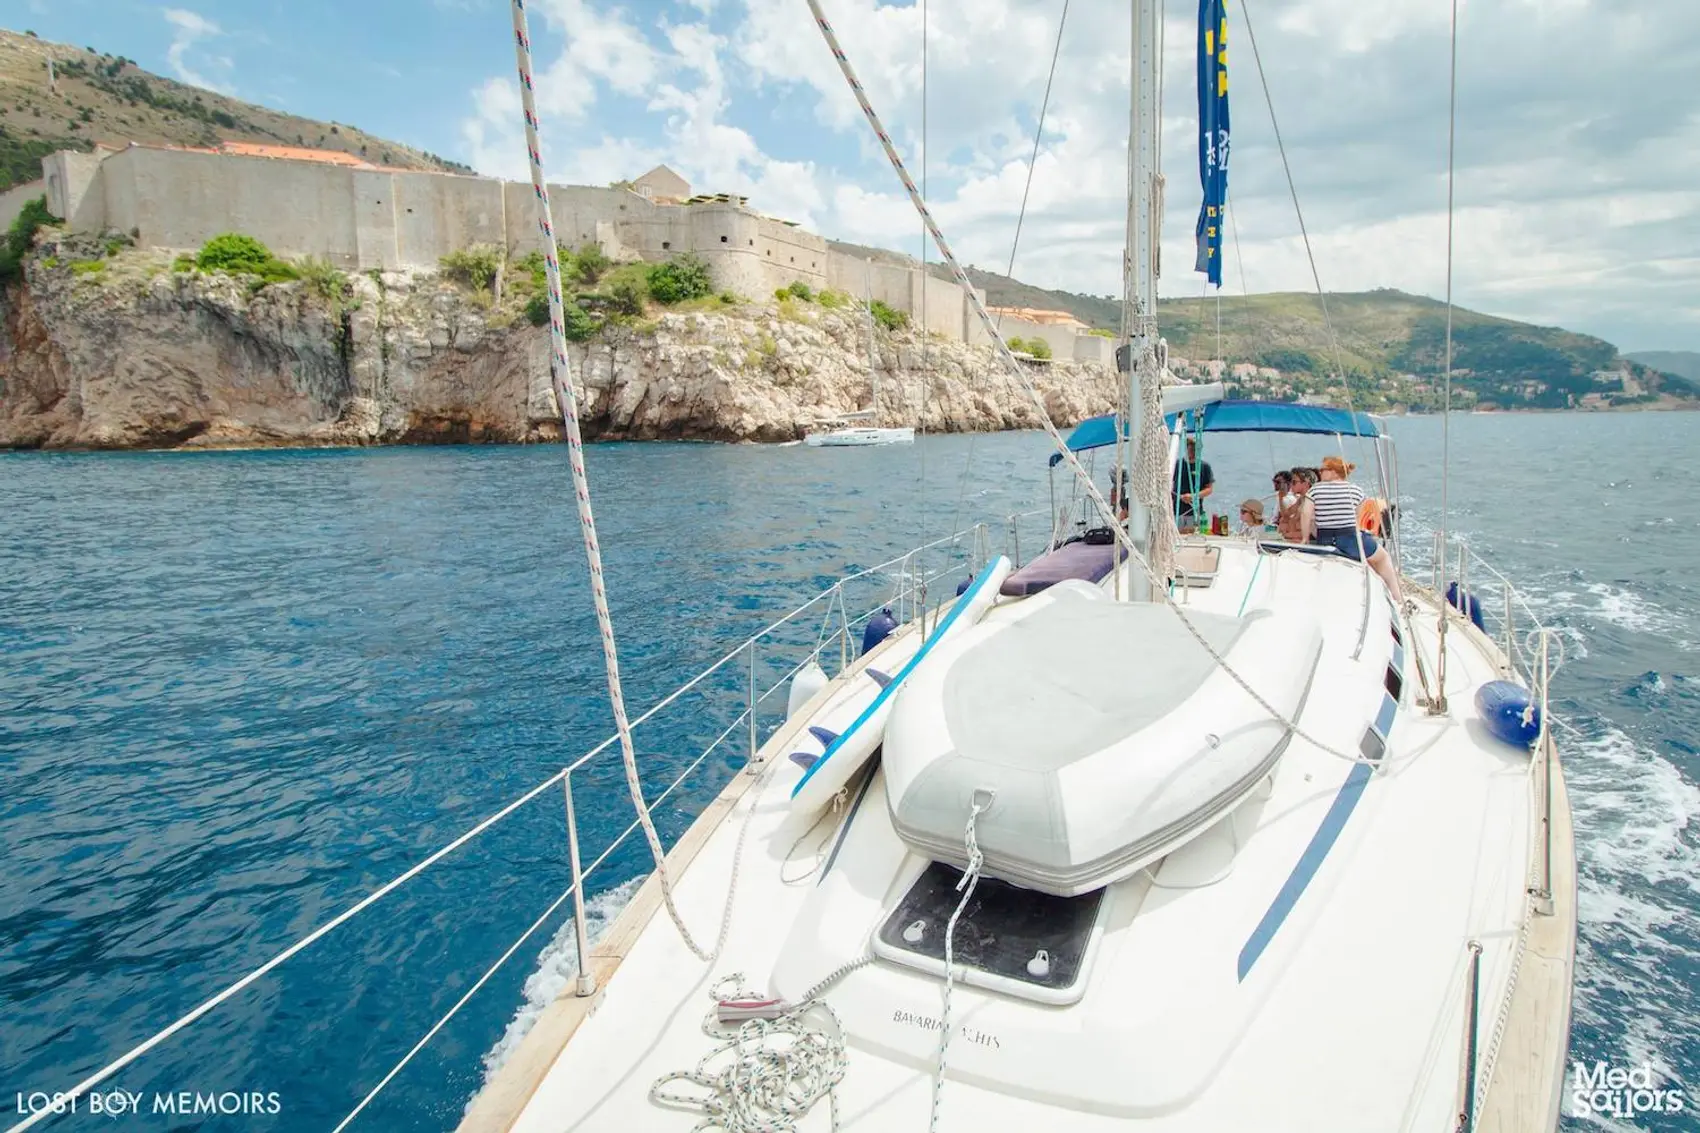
[790,556,1012,813]
[883,581,1323,895]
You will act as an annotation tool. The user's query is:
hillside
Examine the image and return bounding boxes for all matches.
[1153,289,1699,411]
[1625,351,1700,383]
[827,243,1691,412]
[0,27,469,191]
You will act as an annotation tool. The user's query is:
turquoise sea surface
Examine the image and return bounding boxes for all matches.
[2,412,1695,1129]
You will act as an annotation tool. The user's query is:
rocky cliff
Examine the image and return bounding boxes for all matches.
[0,236,1120,450]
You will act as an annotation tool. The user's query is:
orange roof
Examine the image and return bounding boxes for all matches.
[987,305,1088,328]
[218,142,376,168]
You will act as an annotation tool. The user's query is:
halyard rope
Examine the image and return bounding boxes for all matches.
[804,0,1388,770]
[510,0,712,960]
[930,797,988,1133]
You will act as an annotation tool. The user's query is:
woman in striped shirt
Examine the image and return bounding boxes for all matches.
[1307,456,1405,603]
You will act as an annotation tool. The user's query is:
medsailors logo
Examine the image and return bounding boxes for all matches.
[1569,1061,1686,1119]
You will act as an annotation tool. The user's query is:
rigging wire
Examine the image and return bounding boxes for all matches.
[1436,0,1461,706]
[917,0,929,584]
[1235,0,1350,399]
[1236,0,1372,467]
[803,0,1392,771]
[1236,0,1385,612]
[943,0,1072,554]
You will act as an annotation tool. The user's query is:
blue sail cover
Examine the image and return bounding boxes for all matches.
[1166,400,1382,437]
[1193,0,1230,286]
[1049,400,1380,465]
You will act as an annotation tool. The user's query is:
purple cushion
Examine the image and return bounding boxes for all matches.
[1001,540,1124,596]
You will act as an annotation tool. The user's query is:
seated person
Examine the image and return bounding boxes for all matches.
[1238,498,1266,535]
[1271,471,1305,541]
[1309,456,1405,603]
[1281,467,1315,542]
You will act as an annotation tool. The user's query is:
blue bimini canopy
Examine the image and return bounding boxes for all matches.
[1050,399,1380,465]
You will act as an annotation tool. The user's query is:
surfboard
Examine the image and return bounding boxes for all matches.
[789,556,1012,813]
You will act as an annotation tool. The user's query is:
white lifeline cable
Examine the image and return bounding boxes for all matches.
[509,0,711,959]
[804,0,1385,771]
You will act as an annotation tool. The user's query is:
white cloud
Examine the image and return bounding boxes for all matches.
[455,0,1700,350]
[162,7,234,95]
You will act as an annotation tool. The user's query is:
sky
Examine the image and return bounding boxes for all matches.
[9,0,1699,352]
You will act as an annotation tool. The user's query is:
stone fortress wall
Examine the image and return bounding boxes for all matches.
[25,144,1113,365]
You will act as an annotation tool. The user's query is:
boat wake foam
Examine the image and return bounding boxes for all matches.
[1564,723,1699,1097]
[475,874,646,1088]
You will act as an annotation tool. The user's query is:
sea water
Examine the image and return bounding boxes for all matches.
[0,413,1694,1130]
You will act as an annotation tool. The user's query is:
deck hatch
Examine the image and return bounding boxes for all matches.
[873,862,1105,1005]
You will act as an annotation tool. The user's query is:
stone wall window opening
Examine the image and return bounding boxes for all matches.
[662,240,671,250]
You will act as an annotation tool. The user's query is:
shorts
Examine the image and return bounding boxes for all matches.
[1323,530,1379,561]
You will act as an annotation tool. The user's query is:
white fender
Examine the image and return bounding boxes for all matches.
[787,660,830,718]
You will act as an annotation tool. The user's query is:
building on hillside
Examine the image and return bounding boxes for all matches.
[22,146,1108,359]
[632,165,690,203]
[986,305,1088,329]
[982,305,1112,365]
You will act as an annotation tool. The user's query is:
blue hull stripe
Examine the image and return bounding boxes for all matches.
[1237,761,1374,981]
[791,557,1007,798]
[1373,693,1398,738]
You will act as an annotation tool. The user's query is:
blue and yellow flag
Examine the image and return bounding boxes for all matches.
[1194,0,1230,287]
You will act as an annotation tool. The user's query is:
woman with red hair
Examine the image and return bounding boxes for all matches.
[1309,455,1404,603]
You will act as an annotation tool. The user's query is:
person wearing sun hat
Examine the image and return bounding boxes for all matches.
[1238,498,1266,534]
[1308,455,1404,602]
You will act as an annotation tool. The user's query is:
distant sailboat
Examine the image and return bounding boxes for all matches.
[804,259,916,447]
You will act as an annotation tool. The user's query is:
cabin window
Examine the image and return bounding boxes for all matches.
[1359,728,1387,763]
[721,235,729,243]
[662,241,671,250]
[1384,665,1403,702]
[1389,620,1402,645]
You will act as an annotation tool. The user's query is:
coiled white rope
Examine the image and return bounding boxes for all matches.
[803,0,1389,770]
[509,0,712,960]
[652,975,850,1133]
[650,957,875,1132]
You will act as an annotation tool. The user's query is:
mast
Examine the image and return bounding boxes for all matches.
[1119,0,1161,602]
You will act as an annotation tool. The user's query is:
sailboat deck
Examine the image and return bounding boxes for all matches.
[474,540,1563,1132]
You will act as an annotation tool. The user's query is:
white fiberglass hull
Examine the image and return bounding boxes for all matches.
[469,543,1573,1133]
[803,427,915,447]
